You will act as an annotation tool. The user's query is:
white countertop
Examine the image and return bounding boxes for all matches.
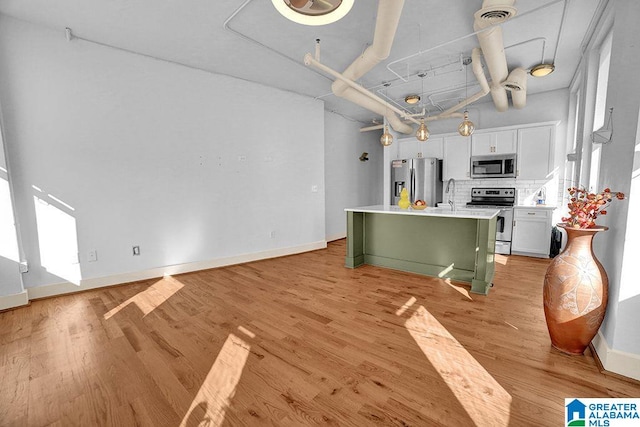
[345,205,500,220]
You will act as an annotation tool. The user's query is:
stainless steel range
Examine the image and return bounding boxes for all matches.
[466,187,515,255]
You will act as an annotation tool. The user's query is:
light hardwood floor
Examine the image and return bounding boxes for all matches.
[1,239,639,426]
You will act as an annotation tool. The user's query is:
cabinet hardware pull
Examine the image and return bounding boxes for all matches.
[527,212,535,215]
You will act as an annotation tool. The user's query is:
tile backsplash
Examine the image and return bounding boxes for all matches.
[442,178,560,208]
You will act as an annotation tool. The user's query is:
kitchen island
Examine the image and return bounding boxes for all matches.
[345,205,499,295]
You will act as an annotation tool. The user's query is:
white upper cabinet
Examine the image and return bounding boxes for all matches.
[443,135,471,181]
[472,130,517,155]
[517,125,555,180]
[397,136,443,160]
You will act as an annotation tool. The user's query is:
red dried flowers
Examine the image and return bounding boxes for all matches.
[562,187,625,229]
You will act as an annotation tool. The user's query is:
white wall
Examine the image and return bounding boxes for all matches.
[425,89,569,138]
[596,0,640,360]
[324,111,382,241]
[0,15,326,292]
[0,122,24,301]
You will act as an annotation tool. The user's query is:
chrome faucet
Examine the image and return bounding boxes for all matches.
[445,178,456,211]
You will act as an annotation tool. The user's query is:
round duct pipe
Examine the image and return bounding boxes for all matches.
[474,0,517,25]
[502,67,528,91]
[503,67,528,109]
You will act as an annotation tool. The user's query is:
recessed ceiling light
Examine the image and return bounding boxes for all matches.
[530,63,555,77]
[271,0,355,26]
[404,94,421,105]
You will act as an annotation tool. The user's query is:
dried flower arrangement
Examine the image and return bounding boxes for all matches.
[562,187,625,228]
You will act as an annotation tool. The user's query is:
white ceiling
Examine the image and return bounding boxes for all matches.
[0,0,603,125]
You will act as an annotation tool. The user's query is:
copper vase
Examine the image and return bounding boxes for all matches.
[543,224,609,355]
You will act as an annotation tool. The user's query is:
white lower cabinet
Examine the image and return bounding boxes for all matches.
[511,207,554,258]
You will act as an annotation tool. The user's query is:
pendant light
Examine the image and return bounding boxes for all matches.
[380,83,393,146]
[458,111,475,137]
[416,119,429,142]
[415,72,429,142]
[458,58,475,137]
[380,125,393,146]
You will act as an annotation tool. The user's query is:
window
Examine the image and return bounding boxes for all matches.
[589,31,613,191]
[593,32,613,132]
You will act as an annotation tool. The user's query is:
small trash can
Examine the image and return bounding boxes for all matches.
[549,226,562,257]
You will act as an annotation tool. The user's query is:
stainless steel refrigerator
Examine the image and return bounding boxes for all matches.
[391,158,443,206]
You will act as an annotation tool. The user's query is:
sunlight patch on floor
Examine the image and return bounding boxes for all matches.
[504,321,519,330]
[495,254,509,265]
[443,279,473,300]
[104,276,184,319]
[405,305,511,426]
[237,325,255,338]
[396,296,417,316]
[179,333,251,427]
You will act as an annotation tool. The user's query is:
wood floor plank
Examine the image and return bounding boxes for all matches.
[1,240,639,426]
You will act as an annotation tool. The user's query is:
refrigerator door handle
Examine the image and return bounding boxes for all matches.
[410,168,415,203]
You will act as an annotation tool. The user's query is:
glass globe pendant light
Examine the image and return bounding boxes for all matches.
[415,72,429,142]
[380,125,393,146]
[380,83,393,146]
[458,111,475,137]
[416,119,429,141]
[458,58,475,137]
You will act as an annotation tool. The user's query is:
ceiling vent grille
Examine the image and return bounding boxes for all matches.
[474,5,516,25]
[503,82,522,91]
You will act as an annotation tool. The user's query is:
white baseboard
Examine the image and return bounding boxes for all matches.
[27,241,327,300]
[511,250,550,259]
[326,233,346,242]
[592,330,640,381]
[0,290,29,311]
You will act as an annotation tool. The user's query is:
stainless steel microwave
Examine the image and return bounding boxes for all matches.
[470,154,517,179]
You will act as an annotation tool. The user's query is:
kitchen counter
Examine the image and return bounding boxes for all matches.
[345,205,497,295]
[346,205,500,219]
[516,205,556,210]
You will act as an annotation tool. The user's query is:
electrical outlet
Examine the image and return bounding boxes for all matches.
[88,250,98,262]
[270,230,276,239]
[133,246,141,256]
[238,155,246,161]
[19,261,29,273]
[311,185,318,193]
